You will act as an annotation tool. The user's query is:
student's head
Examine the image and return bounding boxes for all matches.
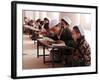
[24,17,28,20]
[30,20,34,23]
[36,19,41,23]
[72,26,84,41]
[44,18,49,24]
[49,19,59,28]
[61,17,71,28]
[49,19,60,34]
[35,19,41,25]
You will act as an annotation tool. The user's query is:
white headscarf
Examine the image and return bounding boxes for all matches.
[77,25,85,36]
[62,16,72,25]
[74,25,85,36]
[49,19,59,28]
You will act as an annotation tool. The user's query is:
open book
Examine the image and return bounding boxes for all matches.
[51,40,66,47]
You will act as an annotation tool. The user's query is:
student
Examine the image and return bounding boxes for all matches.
[40,18,50,35]
[72,26,91,66]
[48,19,60,40]
[24,17,29,25]
[34,19,41,29]
[58,16,73,47]
[50,17,74,66]
[43,18,50,31]
[28,19,34,26]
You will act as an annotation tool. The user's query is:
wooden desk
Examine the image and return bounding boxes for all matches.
[37,38,67,67]
[37,39,53,63]
[24,25,40,32]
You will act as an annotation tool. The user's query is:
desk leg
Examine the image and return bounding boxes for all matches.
[43,46,45,64]
[37,40,39,58]
[52,51,54,67]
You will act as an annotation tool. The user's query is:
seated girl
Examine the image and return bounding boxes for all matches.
[72,26,91,66]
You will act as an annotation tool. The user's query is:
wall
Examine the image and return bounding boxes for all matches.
[80,14,91,30]
[23,11,60,21]
[23,11,90,29]
[0,0,99,80]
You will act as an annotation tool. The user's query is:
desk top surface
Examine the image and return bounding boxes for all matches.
[37,37,66,48]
